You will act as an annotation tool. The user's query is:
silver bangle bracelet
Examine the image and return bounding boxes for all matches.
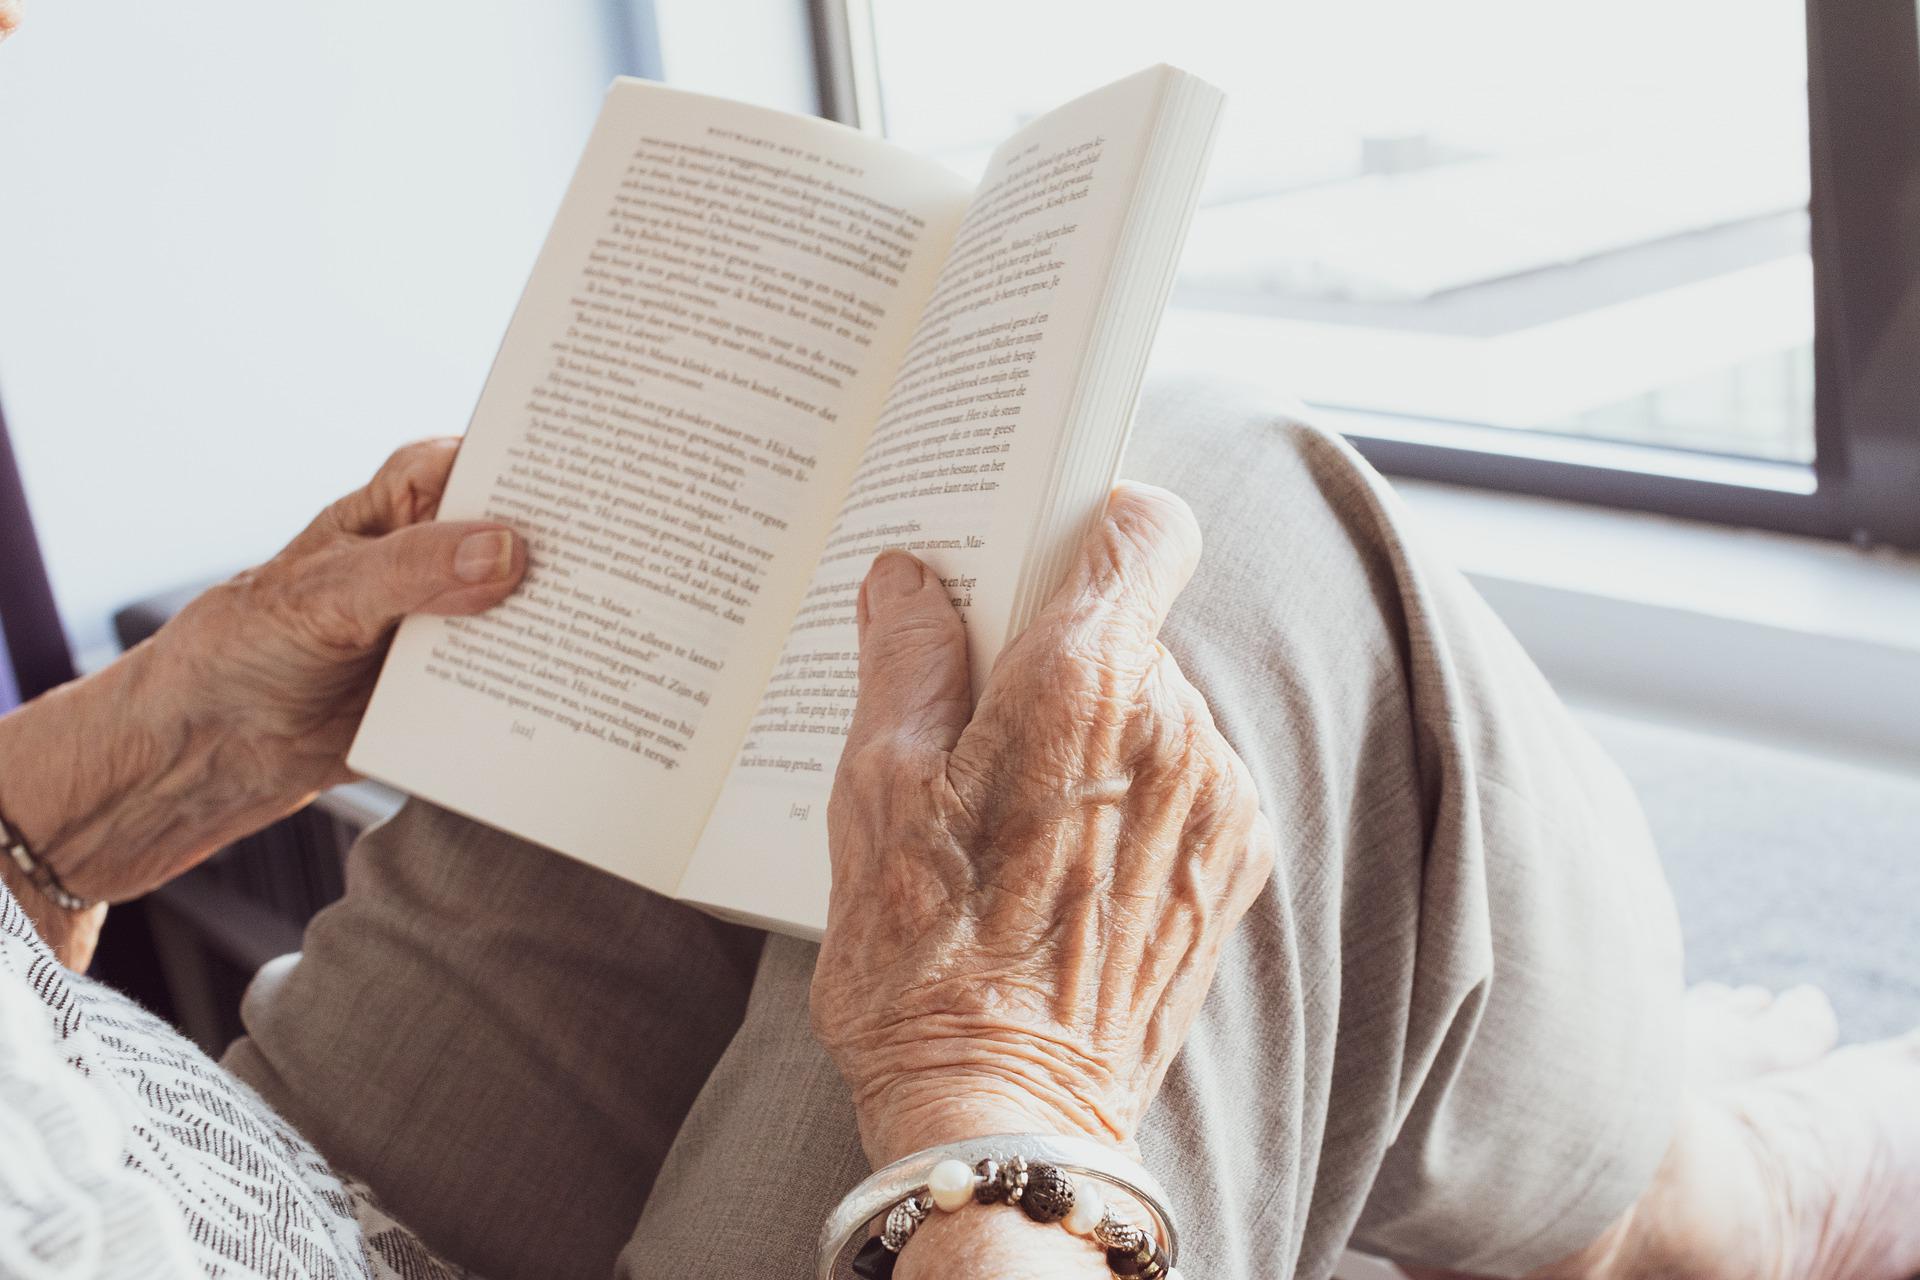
[816,1133,1179,1280]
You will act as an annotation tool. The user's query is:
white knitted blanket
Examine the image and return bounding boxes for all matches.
[0,884,475,1279]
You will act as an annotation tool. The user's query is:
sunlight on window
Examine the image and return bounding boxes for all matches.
[868,0,1814,462]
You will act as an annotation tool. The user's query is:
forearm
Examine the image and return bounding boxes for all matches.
[0,640,294,963]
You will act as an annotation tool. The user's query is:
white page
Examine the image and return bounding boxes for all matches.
[678,68,1190,933]
[350,80,970,888]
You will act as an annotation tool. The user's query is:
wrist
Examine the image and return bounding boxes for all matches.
[857,1072,1136,1170]
[0,847,106,968]
[895,1200,1108,1280]
[0,640,220,903]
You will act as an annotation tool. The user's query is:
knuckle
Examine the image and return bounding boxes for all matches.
[1226,819,1279,906]
[318,488,371,537]
[1223,772,1262,836]
[1109,483,1201,554]
[1210,747,1260,828]
[368,439,457,524]
[1097,487,1201,582]
[836,734,932,813]
[1157,652,1210,719]
[837,742,895,798]
[1142,675,1207,759]
[1250,821,1279,880]
[383,437,454,479]
[1179,735,1259,838]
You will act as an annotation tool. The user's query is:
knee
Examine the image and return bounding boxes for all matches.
[1129,376,1404,566]
[1127,377,1421,659]
[1133,375,1365,475]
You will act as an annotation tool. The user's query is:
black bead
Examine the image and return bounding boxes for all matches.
[851,1235,899,1279]
[1107,1242,1170,1278]
[1019,1162,1076,1223]
[974,1157,1005,1203]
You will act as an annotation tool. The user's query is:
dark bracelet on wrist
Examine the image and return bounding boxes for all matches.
[0,799,93,911]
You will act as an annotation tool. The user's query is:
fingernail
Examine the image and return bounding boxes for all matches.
[869,550,923,604]
[454,530,514,583]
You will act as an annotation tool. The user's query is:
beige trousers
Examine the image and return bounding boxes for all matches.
[224,382,1685,1280]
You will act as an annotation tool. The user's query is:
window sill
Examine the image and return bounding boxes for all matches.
[1392,474,1920,772]
[1148,308,1920,774]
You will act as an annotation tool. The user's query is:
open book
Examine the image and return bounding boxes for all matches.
[348,66,1222,936]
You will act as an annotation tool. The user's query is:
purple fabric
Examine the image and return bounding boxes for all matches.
[0,392,75,708]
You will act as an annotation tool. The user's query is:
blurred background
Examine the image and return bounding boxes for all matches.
[873,0,1815,460]
[0,2,616,661]
[0,6,1915,1247]
[0,0,1897,659]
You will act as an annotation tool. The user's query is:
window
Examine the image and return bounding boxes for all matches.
[808,0,1920,549]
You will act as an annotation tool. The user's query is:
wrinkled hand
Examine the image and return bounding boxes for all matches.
[157,438,526,796]
[812,483,1276,1167]
[83,439,524,900]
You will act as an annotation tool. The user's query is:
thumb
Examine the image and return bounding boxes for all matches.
[843,550,973,762]
[1052,481,1201,644]
[343,522,527,638]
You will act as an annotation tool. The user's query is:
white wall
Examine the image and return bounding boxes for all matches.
[653,0,817,114]
[0,1,614,657]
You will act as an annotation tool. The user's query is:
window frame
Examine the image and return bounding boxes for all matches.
[804,0,1920,550]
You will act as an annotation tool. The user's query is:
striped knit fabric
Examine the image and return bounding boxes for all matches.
[0,883,476,1279]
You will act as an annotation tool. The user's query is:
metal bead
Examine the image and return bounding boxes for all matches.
[999,1154,1031,1204]
[1093,1211,1147,1252]
[1019,1162,1076,1223]
[972,1157,1004,1203]
[881,1194,930,1252]
[1107,1241,1171,1278]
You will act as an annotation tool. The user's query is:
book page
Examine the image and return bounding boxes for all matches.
[679,68,1193,933]
[350,79,970,888]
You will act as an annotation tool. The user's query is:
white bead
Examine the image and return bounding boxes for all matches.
[1167,1270,1184,1280]
[928,1159,976,1211]
[1062,1177,1105,1235]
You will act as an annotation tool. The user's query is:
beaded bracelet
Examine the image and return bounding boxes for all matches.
[0,801,91,911]
[818,1136,1181,1280]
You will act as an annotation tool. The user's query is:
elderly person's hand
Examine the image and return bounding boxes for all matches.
[813,483,1275,1186]
[0,439,522,962]
[142,439,525,845]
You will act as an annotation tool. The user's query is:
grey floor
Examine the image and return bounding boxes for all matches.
[1579,706,1920,1041]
